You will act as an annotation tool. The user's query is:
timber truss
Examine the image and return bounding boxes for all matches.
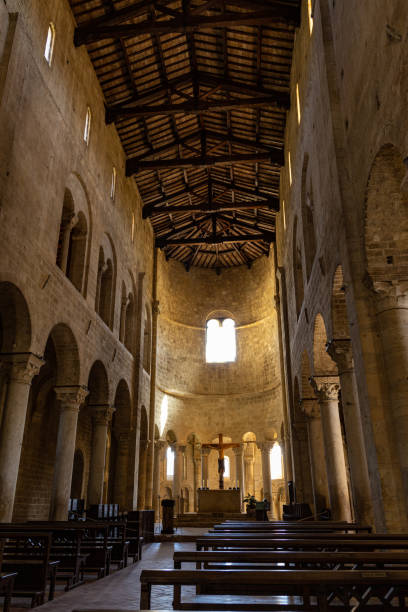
[71,0,300,269]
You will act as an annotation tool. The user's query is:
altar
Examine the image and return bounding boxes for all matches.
[198,489,241,513]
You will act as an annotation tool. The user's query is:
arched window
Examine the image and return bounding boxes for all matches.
[124,293,134,352]
[84,107,92,145]
[143,306,152,373]
[166,446,174,479]
[293,218,304,318]
[110,166,117,201]
[56,190,87,294]
[44,23,55,66]
[99,259,113,328]
[206,318,236,363]
[224,455,230,479]
[270,444,283,480]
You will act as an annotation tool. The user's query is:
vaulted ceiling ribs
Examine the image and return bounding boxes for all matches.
[70,0,300,269]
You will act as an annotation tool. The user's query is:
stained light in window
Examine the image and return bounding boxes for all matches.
[206,318,236,363]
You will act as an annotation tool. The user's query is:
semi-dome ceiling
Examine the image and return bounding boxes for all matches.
[71,0,300,269]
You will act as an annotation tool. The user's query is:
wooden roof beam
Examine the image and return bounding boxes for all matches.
[142,179,209,218]
[211,178,279,203]
[127,152,282,175]
[145,199,277,216]
[74,8,300,46]
[106,95,287,123]
[156,231,275,248]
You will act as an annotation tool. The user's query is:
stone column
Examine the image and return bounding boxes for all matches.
[372,282,408,507]
[326,339,374,524]
[201,447,211,488]
[173,444,185,515]
[244,446,255,496]
[87,405,115,506]
[137,439,150,509]
[60,213,78,273]
[232,445,245,509]
[152,440,166,520]
[119,295,130,343]
[50,386,88,520]
[114,431,130,508]
[192,444,202,511]
[301,398,329,516]
[310,376,351,521]
[0,353,44,522]
[258,442,273,504]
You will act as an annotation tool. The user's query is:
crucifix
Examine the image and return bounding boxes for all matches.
[202,433,240,489]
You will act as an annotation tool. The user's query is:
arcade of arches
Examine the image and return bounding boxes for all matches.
[0,0,407,536]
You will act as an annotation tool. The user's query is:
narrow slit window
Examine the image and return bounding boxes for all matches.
[131,213,135,243]
[270,444,283,480]
[206,318,236,363]
[44,23,55,66]
[84,107,92,145]
[224,455,230,479]
[166,446,175,479]
[110,166,117,200]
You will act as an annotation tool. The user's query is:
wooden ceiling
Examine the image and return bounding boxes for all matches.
[71,0,300,270]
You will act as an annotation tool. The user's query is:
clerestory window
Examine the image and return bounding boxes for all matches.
[44,23,55,66]
[206,318,236,363]
[166,446,174,479]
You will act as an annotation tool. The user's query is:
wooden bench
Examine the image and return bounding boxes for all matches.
[212,523,373,533]
[0,531,57,607]
[0,572,17,612]
[196,536,408,551]
[174,549,408,570]
[140,568,408,609]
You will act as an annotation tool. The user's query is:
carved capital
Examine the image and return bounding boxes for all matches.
[155,440,167,457]
[326,338,353,373]
[232,444,244,457]
[300,397,321,419]
[152,300,160,315]
[54,385,89,412]
[90,404,115,425]
[257,441,274,454]
[2,353,45,384]
[201,447,212,457]
[174,443,186,455]
[309,376,340,402]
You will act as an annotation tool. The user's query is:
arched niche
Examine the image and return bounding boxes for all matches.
[0,281,32,353]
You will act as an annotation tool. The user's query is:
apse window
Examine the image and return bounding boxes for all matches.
[166,446,175,479]
[270,443,283,480]
[44,23,55,66]
[84,107,92,145]
[206,318,236,363]
[223,455,230,479]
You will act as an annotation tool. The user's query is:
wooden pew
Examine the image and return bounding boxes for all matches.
[196,536,408,551]
[174,549,408,570]
[202,532,408,541]
[140,568,408,609]
[0,531,58,607]
[212,523,373,533]
[0,572,17,612]
[0,524,88,590]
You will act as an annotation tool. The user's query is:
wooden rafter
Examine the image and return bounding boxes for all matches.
[126,152,283,175]
[145,199,276,216]
[75,7,300,46]
[156,231,275,248]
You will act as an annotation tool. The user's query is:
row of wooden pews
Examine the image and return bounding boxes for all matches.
[0,517,145,608]
[140,519,408,609]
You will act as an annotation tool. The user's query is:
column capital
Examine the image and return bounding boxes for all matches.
[54,385,89,412]
[257,441,274,454]
[370,279,408,309]
[201,446,212,457]
[326,339,353,373]
[140,439,150,451]
[173,443,186,455]
[300,397,321,419]
[309,376,340,402]
[232,444,244,457]
[90,404,115,425]
[155,439,167,452]
[1,352,45,384]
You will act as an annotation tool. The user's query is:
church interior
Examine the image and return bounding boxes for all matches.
[0,0,408,609]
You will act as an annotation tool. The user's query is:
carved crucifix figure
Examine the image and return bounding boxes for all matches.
[202,433,240,489]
